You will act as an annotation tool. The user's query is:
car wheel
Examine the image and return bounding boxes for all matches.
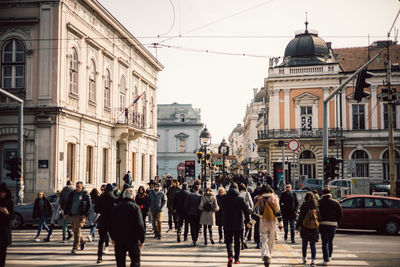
[11,213,23,229]
[384,220,399,235]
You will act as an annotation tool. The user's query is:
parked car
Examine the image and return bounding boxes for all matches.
[11,193,58,229]
[339,195,400,235]
[299,178,323,194]
[329,179,351,189]
[370,183,390,196]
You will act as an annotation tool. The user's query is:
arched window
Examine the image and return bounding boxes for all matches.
[104,69,111,108]
[69,48,78,94]
[351,150,369,177]
[2,39,25,89]
[382,150,400,181]
[88,59,96,102]
[119,76,126,108]
[299,150,316,179]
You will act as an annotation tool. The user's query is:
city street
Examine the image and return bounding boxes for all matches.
[6,210,400,267]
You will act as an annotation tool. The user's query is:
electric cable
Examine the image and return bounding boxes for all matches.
[157,0,176,37]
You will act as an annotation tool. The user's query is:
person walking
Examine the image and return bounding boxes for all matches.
[254,185,282,267]
[59,181,74,242]
[279,184,299,243]
[172,182,189,243]
[219,183,251,266]
[319,187,343,266]
[0,183,14,267]
[166,178,179,232]
[135,186,149,231]
[110,187,145,267]
[44,190,62,242]
[64,181,92,254]
[215,187,226,243]
[88,188,100,242]
[32,192,52,241]
[123,171,132,186]
[296,192,320,266]
[184,184,202,246]
[95,183,116,263]
[148,183,166,239]
[238,183,254,250]
[199,187,219,246]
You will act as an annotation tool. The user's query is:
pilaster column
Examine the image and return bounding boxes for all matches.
[371,85,378,129]
[284,89,290,129]
[269,88,280,130]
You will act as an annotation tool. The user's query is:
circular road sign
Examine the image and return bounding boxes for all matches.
[288,139,300,152]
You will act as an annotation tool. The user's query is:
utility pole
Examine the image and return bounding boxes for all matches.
[386,45,396,197]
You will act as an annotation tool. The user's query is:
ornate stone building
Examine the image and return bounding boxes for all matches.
[0,0,163,201]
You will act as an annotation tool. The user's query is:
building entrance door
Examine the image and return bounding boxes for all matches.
[1,141,17,184]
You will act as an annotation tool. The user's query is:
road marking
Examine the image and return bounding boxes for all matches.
[350,241,400,245]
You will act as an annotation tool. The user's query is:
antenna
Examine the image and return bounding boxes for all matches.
[305,11,309,34]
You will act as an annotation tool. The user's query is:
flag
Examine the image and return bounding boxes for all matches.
[132,92,144,105]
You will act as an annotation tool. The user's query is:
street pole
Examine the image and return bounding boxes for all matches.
[282,144,285,187]
[292,151,295,188]
[386,56,396,197]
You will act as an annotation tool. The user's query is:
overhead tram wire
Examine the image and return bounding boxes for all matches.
[388,7,400,37]
[157,0,176,37]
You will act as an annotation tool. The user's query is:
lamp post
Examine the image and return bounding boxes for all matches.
[219,138,229,184]
[199,126,211,191]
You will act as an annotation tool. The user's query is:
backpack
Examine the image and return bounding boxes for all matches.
[257,196,280,220]
[203,202,213,211]
[302,209,319,229]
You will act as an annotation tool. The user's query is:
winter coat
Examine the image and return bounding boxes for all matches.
[59,185,75,210]
[95,190,116,229]
[135,194,149,215]
[148,190,166,213]
[239,190,254,212]
[199,194,219,225]
[166,186,180,210]
[220,188,250,231]
[215,194,224,226]
[296,199,320,242]
[319,194,343,227]
[64,190,92,218]
[184,191,202,217]
[0,197,14,246]
[110,198,145,245]
[279,190,299,220]
[32,197,52,219]
[173,189,189,216]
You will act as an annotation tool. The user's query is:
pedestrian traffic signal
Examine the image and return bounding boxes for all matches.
[354,69,373,102]
[323,157,332,180]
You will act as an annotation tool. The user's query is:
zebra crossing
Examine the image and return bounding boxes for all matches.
[6,223,370,267]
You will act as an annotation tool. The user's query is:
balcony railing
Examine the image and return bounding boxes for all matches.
[114,108,144,129]
[257,128,343,139]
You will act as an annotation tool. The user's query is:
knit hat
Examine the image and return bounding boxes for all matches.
[105,183,114,192]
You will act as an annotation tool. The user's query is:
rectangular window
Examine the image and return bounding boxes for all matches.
[178,138,186,152]
[383,104,397,129]
[119,93,125,109]
[102,148,108,183]
[67,143,75,183]
[141,154,145,181]
[352,104,365,130]
[300,106,312,131]
[132,152,136,182]
[86,146,93,184]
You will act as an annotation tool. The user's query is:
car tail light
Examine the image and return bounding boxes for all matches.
[300,183,303,187]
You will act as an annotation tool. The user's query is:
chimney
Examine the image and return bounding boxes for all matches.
[253,88,258,97]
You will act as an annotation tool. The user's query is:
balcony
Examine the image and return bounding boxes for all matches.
[257,128,343,140]
[114,108,144,130]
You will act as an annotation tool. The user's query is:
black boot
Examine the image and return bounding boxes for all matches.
[203,225,207,245]
[209,226,214,244]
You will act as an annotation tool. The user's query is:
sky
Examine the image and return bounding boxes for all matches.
[98,0,398,143]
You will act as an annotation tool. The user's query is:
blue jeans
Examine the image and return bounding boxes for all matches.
[283,218,295,241]
[90,223,97,236]
[36,215,49,238]
[320,225,337,261]
[302,239,316,259]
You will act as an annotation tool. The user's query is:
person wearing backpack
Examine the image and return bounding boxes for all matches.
[319,187,343,266]
[254,185,282,267]
[198,187,219,245]
[296,192,320,266]
[279,184,299,243]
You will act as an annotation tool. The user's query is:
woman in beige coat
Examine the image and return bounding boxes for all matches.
[199,187,219,245]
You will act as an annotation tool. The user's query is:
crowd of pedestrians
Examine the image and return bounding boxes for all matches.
[0,170,344,267]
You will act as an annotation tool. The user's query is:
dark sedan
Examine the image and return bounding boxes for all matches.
[339,195,400,235]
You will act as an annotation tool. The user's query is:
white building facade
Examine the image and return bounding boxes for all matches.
[0,0,163,201]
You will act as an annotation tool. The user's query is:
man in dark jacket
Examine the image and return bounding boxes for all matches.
[184,184,202,246]
[279,184,299,243]
[59,181,74,241]
[319,187,343,266]
[64,181,92,254]
[0,183,14,267]
[110,187,145,267]
[148,183,166,239]
[220,183,251,266]
[94,183,116,263]
[173,182,189,242]
[166,178,180,232]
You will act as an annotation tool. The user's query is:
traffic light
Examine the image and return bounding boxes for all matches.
[323,157,332,180]
[354,69,373,102]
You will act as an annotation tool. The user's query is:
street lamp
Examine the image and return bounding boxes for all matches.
[199,126,211,190]
[219,138,229,185]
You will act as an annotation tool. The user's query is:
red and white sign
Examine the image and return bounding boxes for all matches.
[288,139,300,151]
